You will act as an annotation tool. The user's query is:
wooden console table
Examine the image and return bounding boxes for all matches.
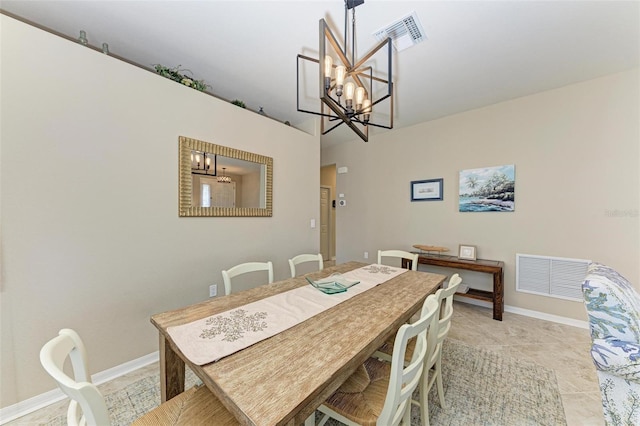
[403,254,504,320]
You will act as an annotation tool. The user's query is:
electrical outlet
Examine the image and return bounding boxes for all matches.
[209,284,217,297]
[364,251,369,259]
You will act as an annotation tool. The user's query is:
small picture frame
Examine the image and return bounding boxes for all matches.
[458,244,477,260]
[411,178,443,201]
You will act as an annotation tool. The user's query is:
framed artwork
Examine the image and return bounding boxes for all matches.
[459,165,515,212]
[458,244,477,260]
[411,178,443,202]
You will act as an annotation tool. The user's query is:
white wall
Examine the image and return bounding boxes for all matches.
[0,15,320,406]
[323,69,640,321]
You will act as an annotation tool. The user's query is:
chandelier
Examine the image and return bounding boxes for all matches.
[191,151,216,176]
[297,0,393,142]
[217,167,232,183]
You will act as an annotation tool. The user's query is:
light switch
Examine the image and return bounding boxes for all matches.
[310,219,316,228]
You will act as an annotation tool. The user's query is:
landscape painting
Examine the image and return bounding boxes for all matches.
[459,165,515,212]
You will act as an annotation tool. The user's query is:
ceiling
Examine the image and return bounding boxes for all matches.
[2,1,639,146]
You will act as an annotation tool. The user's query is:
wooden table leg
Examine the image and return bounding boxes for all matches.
[159,333,185,402]
[493,270,504,321]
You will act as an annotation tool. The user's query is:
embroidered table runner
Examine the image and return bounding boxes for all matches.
[167,264,407,365]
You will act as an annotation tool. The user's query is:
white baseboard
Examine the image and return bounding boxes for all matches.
[0,351,159,425]
[454,296,589,329]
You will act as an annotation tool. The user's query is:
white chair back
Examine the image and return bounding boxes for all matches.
[378,249,419,271]
[40,329,111,426]
[222,261,274,295]
[288,253,323,277]
[437,274,462,340]
[418,273,463,423]
[378,295,439,426]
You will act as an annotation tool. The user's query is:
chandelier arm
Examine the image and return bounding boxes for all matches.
[298,54,319,63]
[297,53,347,119]
[350,38,392,72]
[350,69,389,86]
[322,119,347,135]
[364,121,393,130]
[370,93,391,109]
[323,21,352,69]
[297,106,346,120]
[321,96,368,141]
[347,38,391,91]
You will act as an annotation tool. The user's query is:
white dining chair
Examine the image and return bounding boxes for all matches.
[374,273,463,426]
[288,253,324,277]
[317,294,440,426]
[39,329,238,426]
[418,273,462,424]
[378,249,419,271]
[222,261,274,295]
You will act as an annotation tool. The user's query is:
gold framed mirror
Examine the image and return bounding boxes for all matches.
[179,136,273,217]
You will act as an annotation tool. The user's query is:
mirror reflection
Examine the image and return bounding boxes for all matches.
[179,136,273,217]
[190,152,266,209]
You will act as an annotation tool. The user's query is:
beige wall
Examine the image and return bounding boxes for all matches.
[242,171,261,208]
[0,15,320,406]
[322,69,639,321]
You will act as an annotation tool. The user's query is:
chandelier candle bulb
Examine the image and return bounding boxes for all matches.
[363,99,371,123]
[355,86,365,109]
[345,82,355,113]
[345,82,355,100]
[335,66,346,96]
[324,56,333,90]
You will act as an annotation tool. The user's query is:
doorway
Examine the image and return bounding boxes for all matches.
[320,165,337,262]
[320,186,331,260]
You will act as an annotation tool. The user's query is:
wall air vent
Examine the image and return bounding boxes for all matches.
[516,254,591,302]
[373,11,427,52]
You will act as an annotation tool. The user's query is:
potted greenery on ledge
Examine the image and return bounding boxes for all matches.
[153,64,209,92]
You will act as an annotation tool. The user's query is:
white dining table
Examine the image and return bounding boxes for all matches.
[150,261,446,425]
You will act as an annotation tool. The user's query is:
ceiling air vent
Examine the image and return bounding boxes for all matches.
[373,11,427,52]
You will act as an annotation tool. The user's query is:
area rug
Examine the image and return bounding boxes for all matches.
[422,339,566,426]
[46,339,566,425]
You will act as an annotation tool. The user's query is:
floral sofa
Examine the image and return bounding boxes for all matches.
[582,263,640,425]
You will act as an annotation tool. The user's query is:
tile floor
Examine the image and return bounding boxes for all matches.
[6,301,603,425]
[448,302,603,426]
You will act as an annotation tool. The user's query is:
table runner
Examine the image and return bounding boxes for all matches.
[167,264,407,365]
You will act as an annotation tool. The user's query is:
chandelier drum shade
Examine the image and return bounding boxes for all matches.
[297,0,393,142]
[218,167,232,183]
